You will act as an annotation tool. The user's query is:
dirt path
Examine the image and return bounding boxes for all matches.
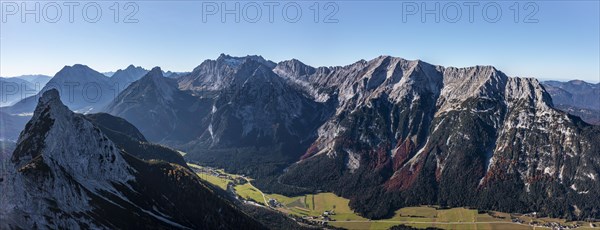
[242,175,269,206]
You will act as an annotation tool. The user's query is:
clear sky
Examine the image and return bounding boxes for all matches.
[1,1,599,82]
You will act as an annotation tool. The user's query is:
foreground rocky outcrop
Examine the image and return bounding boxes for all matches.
[0,89,265,229]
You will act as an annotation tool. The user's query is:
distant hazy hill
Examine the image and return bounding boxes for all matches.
[5,64,148,114]
[543,80,600,125]
[0,75,51,106]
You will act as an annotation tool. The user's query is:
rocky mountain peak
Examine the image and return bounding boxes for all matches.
[38,88,62,106]
[180,55,279,92]
[70,64,91,70]
[110,65,149,91]
[10,89,63,164]
[55,64,104,79]
[135,67,177,102]
[114,64,147,76]
[371,55,399,63]
[11,89,133,182]
[505,77,554,108]
[3,64,119,115]
[137,66,168,85]
[113,64,146,74]
[217,53,276,69]
[147,66,164,78]
[274,59,317,80]
[231,60,286,91]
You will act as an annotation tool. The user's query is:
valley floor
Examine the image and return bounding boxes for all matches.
[188,163,600,230]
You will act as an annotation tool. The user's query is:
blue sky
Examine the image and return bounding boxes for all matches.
[1,1,599,82]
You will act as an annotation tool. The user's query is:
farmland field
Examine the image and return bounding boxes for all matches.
[197,172,231,190]
[234,183,266,205]
[266,193,368,221]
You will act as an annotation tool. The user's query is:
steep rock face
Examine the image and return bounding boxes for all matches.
[0,89,264,229]
[277,57,444,165]
[189,60,329,146]
[178,54,276,92]
[278,58,600,219]
[477,78,600,215]
[183,59,333,180]
[2,89,137,228]
[0,140,15,187]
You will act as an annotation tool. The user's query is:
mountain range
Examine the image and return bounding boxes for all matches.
[1,54,599,226]
[6,64,149,114]
[0,65,193,142]
[542,80,600,125]
[99,55,600,220]
[106,57,334,182]
[276,57,600,219]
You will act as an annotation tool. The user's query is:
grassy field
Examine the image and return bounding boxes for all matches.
[196,172,231,190]
[234,183,266,205]
[193,164,266,205]
[311,193,367,221]
[265,193,368,221]
[190,164,234,190]
[187,163,202,169]
[330,206,600,230]
[267,194,304,207]
[337,222,537,230]
[329,207,481,230]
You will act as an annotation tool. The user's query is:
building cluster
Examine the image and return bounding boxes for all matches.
[511,218,582,229]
